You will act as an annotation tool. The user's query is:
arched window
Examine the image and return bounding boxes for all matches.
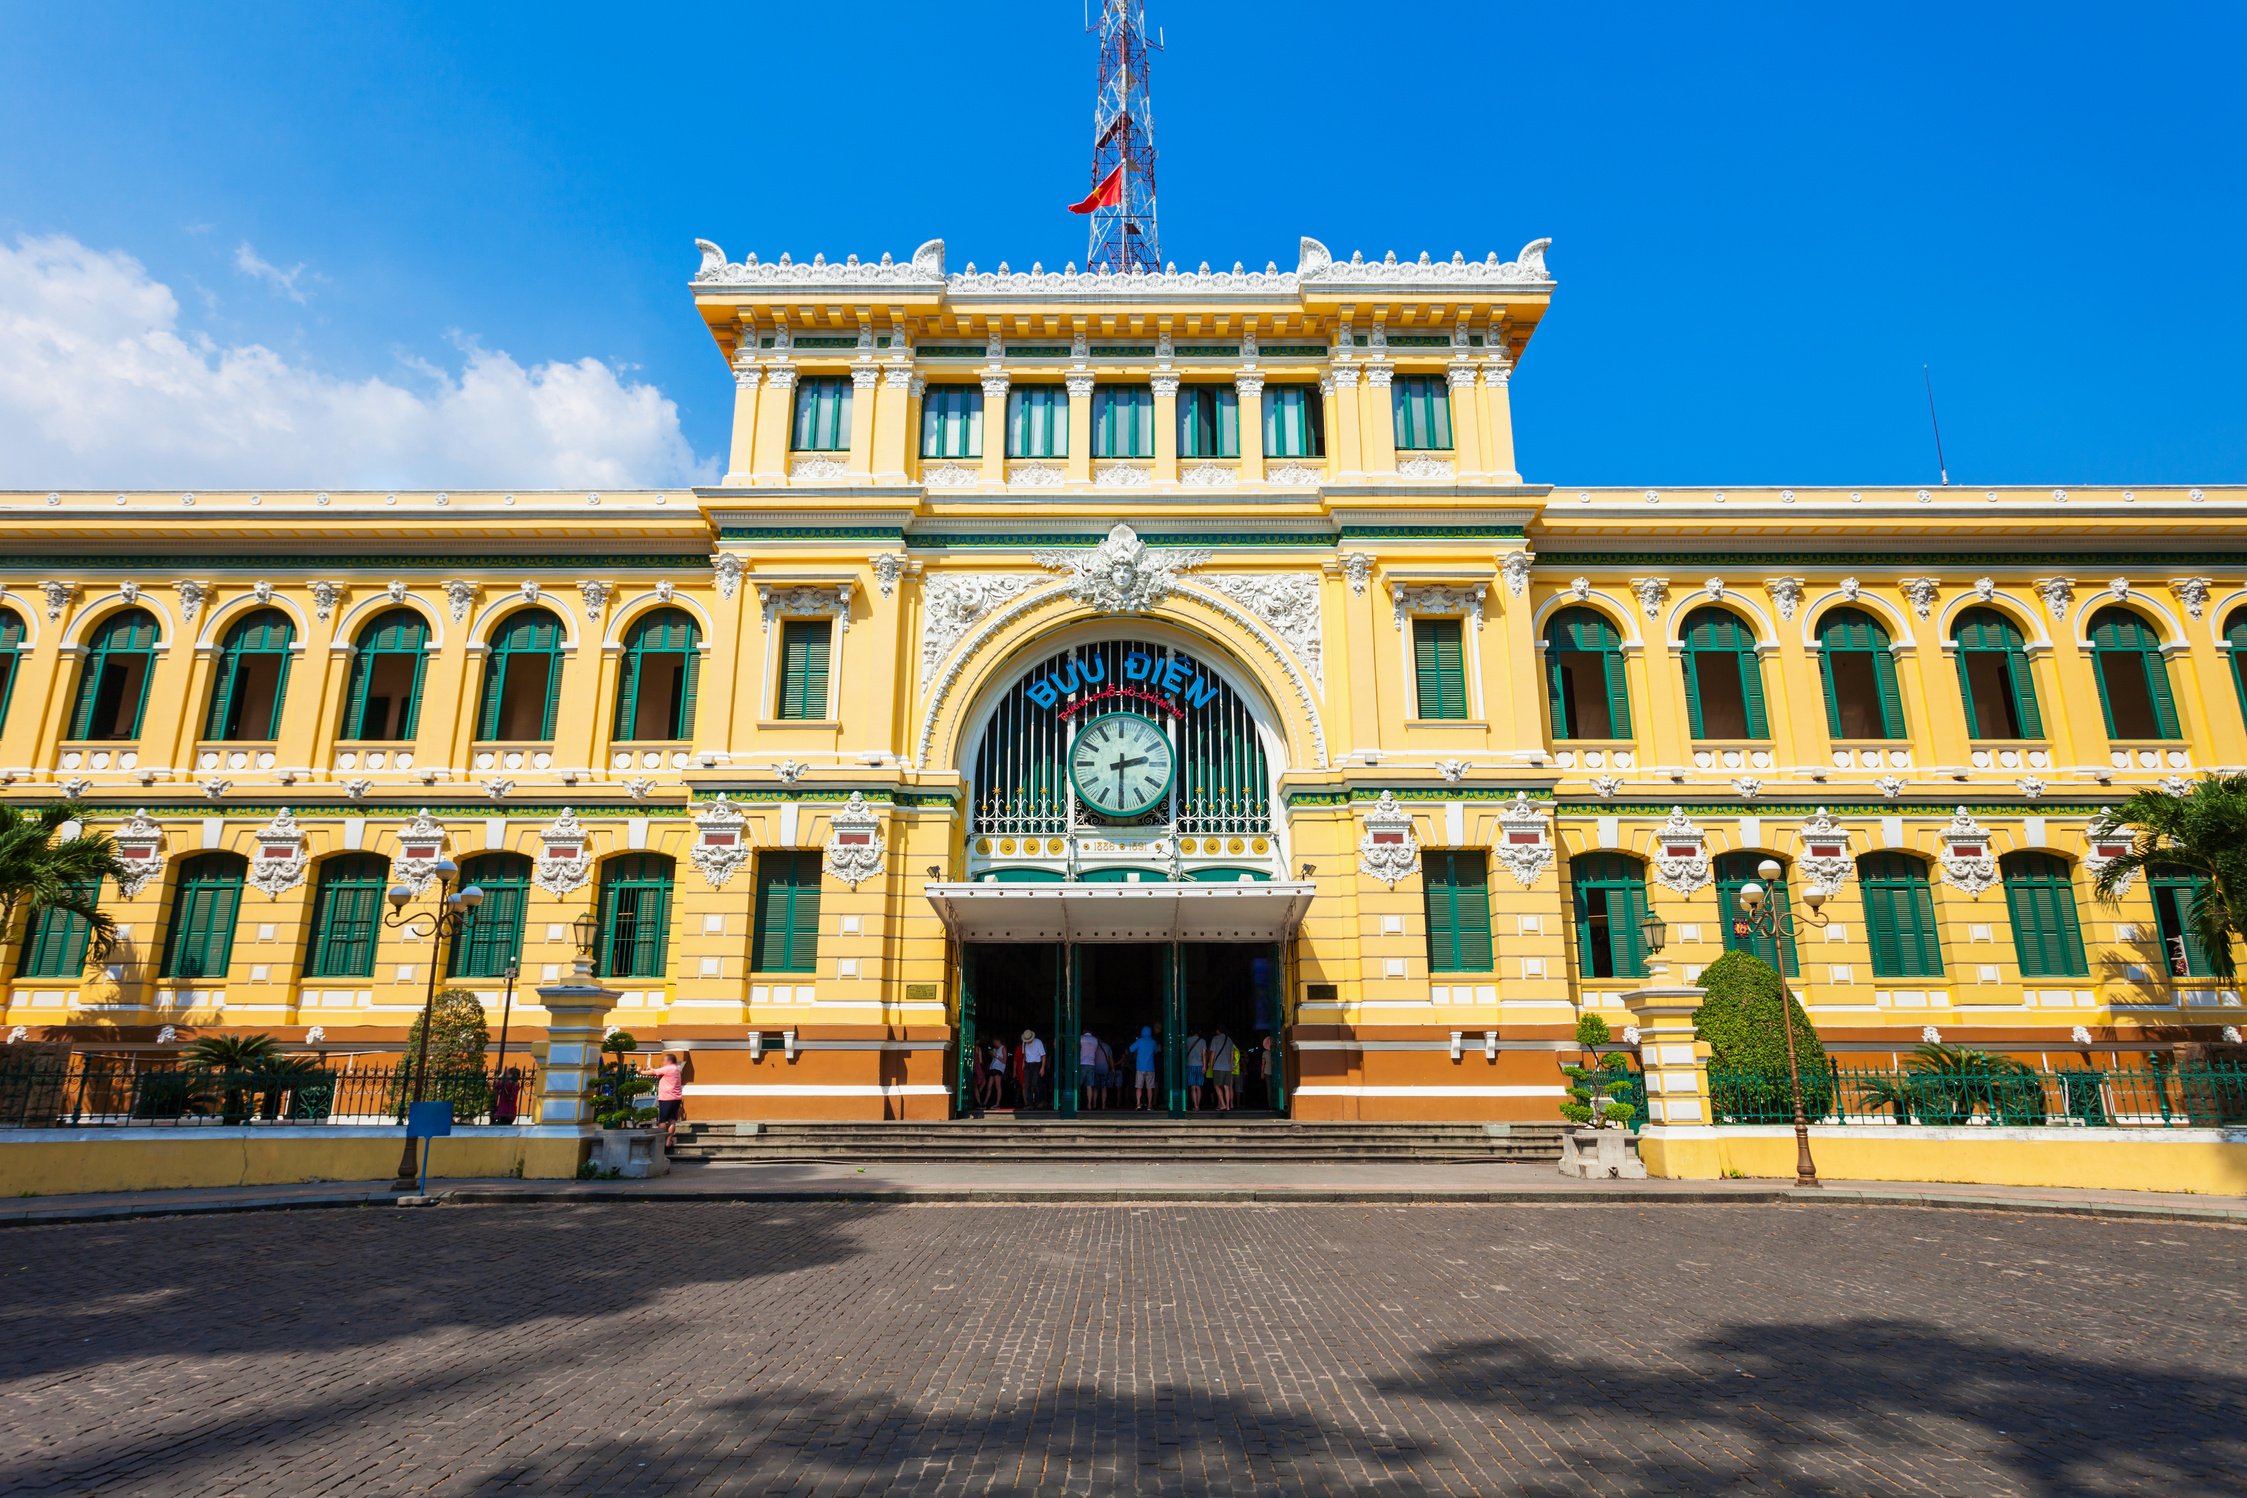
[304,854,387,978]
[1859,852,1942,978]
[1680,607,1768,740]
[69,608,160,741]
[614,609,702,741]
[204,609,294,742]
[1544,607,1631,740]
[2148,865,2216,977]
[0,608,25,734]
[2224,608,2247,732]
[2001,852,2088,979]
[451,852,531,979]
[2087,607,2180,740]
[342,610,429,741]
[477,609,564,742]
[1570,854,1650,980]
[1816,608,1905,740]
[1951,607,2042,739]
[597,854,674,979]
[1714,852,1797,975]
[161,852,245,980]
[1422,851,1493,973]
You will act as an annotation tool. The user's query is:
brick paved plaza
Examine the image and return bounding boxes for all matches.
[2,1202,2242,1495]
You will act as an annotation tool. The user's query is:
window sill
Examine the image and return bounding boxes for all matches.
[609,742,694,771]
[755,719,840,731]
[193,741,281,773]
[1406,718,1486,729]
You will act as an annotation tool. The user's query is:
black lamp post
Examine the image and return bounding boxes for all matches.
[1732,857,1828,1189]
[385,861,483,1191]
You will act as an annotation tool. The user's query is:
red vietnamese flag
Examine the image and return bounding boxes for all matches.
[1067,165,1123,215]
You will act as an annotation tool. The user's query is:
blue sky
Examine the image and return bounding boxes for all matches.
[1,1,2241,489]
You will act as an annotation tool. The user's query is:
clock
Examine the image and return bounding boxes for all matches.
[1068,711,1175,818]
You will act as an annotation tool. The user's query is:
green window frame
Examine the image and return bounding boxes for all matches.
[69,608,160,741]
[1177,386,1239,458]
[1412,617,1469,720]
[920,385,983,459]
[450,852,531,979]
[1952,608,2044,739]
[203,609,295,742]
[304,854,386,979]
[2087,606,2180,740]
[2001,852,2088,979]
[1262,384,1325,458]
[790,376,852,452]
[1544,607,1632,740]
[1816,608,1906,740]
[0,608,24,737]
[752,850,822,974]
[597,854,674,979]
[1571,854,1650,980]
[1713,853,1798,976]
[1093,386,1154,458]
[161,852,245,981]
[774,618,831,721]
[2226,609,2247,732]
[18,878,99,980]
[341,609,429,741]
[613,608,702,741]
[1422,851,1493,973]
[2149,865,2215,978]
[1680,607,1769,740]
[1391,375,1454,451]
[1859,852,1943,978]
[476,608,564,742]
[1007,387,1068,458]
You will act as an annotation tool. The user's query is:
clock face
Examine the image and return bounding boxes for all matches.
[1068,712,1175,818]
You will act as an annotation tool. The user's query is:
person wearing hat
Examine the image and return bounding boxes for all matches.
[1019,1028,1047,1109]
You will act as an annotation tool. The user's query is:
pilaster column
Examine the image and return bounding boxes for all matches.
[1150,369,1180,484]
[980,373,1011,486]
[1328,369,1363,477]
[1064,371,1096,484]
[1445,362,1484,478]
[901,373,927,484]
[723,363,761,486]
[752,365,796,484]
[845,365,880,479]
[533,973,621,1128]
[1234,370,1265,483]
[1362,364,1398,477]
[871,365,913,482]
[1481,360,1521,483]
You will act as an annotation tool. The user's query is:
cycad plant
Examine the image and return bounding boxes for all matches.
[2089,773,2247,978]
[186,1032,282,1125]
[0,803,128,965]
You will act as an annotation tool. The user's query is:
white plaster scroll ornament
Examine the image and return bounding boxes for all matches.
[690,797,749,889]
[578,580,611,622]
[918,575,1038,689]
[39,581,77,621]
[710,554,746,601]
[1036,524,1208,614]
[2034,576,2074,620]
[1876,776,1907,800]
[1388,581,1486,631]
[110,808,166,898]
[1732,776,1762,800]
[60,777,92,800]
[1591,775,1623,799]
[2083,819,2140,896]
[2072,1026,2094,1046]
[757,582,853,634]
[1357,791,1421,887]
[1267,462,1325,486]
[1630,577,1669,619]
[1900,578,1940,619]
[1180,463,1238,489]
[2017,777,2047,799]
[1838,577,1862,603]
[1336,552,1375,595]
[1650,806,1710,895]
[622,777,657,799]
[2170,577,2213,620]
[773,760,808,785]
[1491,792,1553,888]
[1435,760,1470,783]
[1922,1026,1942,1045]
[534,808,594,897]
[1765,577,1804,621]
[248,809,309,898]
[869,553,917,598]
[119,581,140,604]
[200,779,232,800]
[482,779,515,799]
[388,808,449,895]
[1937,807,1998,895]
[823,792,887,888]
[1395,456,1455,481]
[309,581,345,621]
[443,580,478,623]
[1196,573,1323,689]
[1501,550,1535,598]
[1793,808,1853,897]
[386,579,409,605]
[252,580,274,606]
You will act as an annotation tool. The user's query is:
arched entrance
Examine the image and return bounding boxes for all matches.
[932,627,1309,1118]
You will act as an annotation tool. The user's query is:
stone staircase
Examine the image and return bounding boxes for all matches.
[669,1116,1566,1166]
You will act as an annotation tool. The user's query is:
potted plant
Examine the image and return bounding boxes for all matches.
[586,1030,669,1178]
[1557,1014,1646,1179]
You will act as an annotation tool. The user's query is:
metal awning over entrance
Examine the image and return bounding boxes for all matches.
[925,881,1315,943]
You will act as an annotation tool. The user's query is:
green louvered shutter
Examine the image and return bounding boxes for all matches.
[1952,643,1984,738]
[306,855,385,978]
[1681,650,1708,739]
[1870,646,1906,738]
[2004,854,2088,978]
[163,855,244,980]
[1602,649,1632,738]
[1862,854,1942,979]
[2229,613,2247,731]
[754,852,820,973]
[1544,650,1571,738]
[342,641,374,739]
[613,643,643,738]
[1422,852,1493,973]
[1818,647,1845,738]
[2009,652,2043,739]
[476,651,507,740]
[1413,618,1467,720]
[18,880,98,979]
[451,855,530,979]
[538,643,562,739]
[777,620,830,720]
[2145,650,2181,739]
[678,643,701,739]
[1737,648,1769,739]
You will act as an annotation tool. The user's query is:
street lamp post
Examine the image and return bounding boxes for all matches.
[384,860,485,1191]
[1732,857,1827,1189]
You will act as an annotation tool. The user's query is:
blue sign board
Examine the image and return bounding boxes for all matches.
[406,1100,454,1138]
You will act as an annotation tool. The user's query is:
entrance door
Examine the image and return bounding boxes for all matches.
[1179,942,1284,1114]
[1073,942,1168,1113]
[958,943,1063,1115]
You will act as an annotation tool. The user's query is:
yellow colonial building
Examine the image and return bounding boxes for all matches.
[3,232,2242,1122]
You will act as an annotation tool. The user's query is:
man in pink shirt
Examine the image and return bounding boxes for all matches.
[646,1051,687,1150]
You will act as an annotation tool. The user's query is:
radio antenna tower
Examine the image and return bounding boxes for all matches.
[1086,0,1161,274]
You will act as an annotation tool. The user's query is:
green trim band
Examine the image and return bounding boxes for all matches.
[717,526,906,542]
[1340,526,1527,541]
[1536,551,2247,569]
[15,554,712,569]
[907,532,1339,550]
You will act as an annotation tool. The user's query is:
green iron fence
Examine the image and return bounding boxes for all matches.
[0,1057,537,1128]
[1707,1063,2247,1129]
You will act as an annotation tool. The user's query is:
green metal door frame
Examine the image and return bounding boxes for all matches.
[953,941,975,1117]
[1163,940,1187,1116]
[1055,942,1080,1117]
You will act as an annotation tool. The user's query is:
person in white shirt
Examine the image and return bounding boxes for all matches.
[981,1037,1008,1111]
[1208,1026,1239,1112]
[1185,1031,1208,1111]
[1020,1029,1048,1109]
[1079,1030,1102,1110]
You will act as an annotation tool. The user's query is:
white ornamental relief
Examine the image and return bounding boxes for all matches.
[388,808,449,895]
[823,792,886,888]
[1194,574,1323,688]
[1793,807,1854,897]
[1900,577,1940,619]
[1491,792,1553,888]
[2034,576,2074,620]
[1395,456,1455,481]
[1630,576,1670,619]
[1838,577,1862,603]
[869,553,915,599]
[175,580,212,623]
[1501,550,1535,598]
[790,456,848,482]
[1336,552,1375,595]
[757,582,853,633]
[773,759,808,785]
[2169,577,2212,620]
[2083,817,2140,896]
[1388,581,1487,630]
[247,808,309,899]
[534,808,594,897]
[1180,463,1238,489]
[689,797,750,889]
[922,463,979,490]
[386,579,409,604]
[1765,577,1805,621]
[1650,806,1711,895]
[578,580,611,622]
[40,581,78,621]
[1937,806,1999,895]
[1357,790,1421,888]
[309,581,345,621]
[709,553,746,601]
[919,574,1039,688]
[1094,463,1152,488]
[1266,462,1325,486]
[443,580,478,623]
[1008,464,1066,489]
[1036,524,1208,614]
[252,579,274,606]
[110,808,166,898]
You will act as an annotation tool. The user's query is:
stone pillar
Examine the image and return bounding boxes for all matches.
[520,971,620,1177]
[1234,371,1265,484]
[1362,365,1398,477]
[1328,368,1363,477]
[1445,362,1483,479]
[723,364,760,485]
[1625,984,1719,1178]
[753,365,796,484]
[1064,371,1096,485]
[844,366,879,479]
[980,373,1011,487]
[873,365,913,483]
[1150,369,1180,485]
[1481,361,1520,484]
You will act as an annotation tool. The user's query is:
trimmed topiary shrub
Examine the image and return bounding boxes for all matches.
[1693,950,1834,1120]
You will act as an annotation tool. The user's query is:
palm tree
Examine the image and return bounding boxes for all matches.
[0,802,128,965]
[2088,773,2247,979]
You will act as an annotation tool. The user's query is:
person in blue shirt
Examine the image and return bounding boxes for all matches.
[1128,1025,1159,1111]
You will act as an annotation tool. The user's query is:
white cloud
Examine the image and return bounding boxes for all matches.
[0,234,715,489]
[232,240,312,303]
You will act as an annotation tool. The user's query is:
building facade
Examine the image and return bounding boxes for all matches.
[3,233,2242,1120]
